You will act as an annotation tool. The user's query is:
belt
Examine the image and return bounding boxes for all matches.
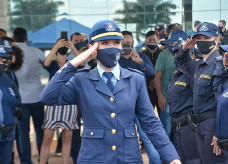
[171,114,189,129]
[191,110,216,124]
[0,124,14,135]
[217,138,228,150]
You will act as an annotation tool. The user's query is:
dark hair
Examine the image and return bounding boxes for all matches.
[145,30,157,39]
[194,20,202,27]
[219,20,226,26]
[1,36,14,43]
[13,27,27,42]
[70,32,81,41]
[122,31,133,37]
[10,46,24,71]
[0,29,6,35]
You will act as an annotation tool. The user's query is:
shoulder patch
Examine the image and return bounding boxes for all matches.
[127,67,144,75]
[77,68,90,73]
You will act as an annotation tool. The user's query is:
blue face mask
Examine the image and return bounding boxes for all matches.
[97,47,121,68]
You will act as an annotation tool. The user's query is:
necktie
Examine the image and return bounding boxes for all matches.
[103,72,114,92]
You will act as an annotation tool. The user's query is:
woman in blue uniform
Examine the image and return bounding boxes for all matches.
[40,20,181,164]
[40,39,79,164]
[214,45,228,162]
[167,43,201,164]
[0,40,17,164]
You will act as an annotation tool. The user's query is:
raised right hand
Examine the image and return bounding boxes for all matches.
[54,39,68,49]
[70,42,98,67]
[182,38,196,51]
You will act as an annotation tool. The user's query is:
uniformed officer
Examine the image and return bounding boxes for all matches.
[0,39,17,164]
[176,22,226,163]
[40,20,181,164]
[213,45,228,162]
[167,42,201,164]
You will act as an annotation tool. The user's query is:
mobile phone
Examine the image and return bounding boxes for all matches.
[61,31,68,41]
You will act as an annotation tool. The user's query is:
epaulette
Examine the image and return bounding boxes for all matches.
[216,56,223,62]
[128,67,144,75]
[77,68,90,72]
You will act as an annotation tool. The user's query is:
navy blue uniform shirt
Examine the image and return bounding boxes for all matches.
[167,64,194,118]
[118,53,155,79]
[217,88,228,139]
[176,49,222,114]
[0,74,16,126]
[0,90,3,124]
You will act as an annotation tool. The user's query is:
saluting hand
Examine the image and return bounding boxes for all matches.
[182,38,197,51]
[70,42,98,67]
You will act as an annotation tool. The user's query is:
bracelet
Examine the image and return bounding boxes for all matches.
[137,58,143,64]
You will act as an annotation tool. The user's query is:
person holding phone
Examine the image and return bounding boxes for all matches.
[40,20,181,164]
[39,38,80,164]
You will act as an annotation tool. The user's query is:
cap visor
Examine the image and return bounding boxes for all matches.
[219,45,228,52]
[192,32,215,38]
[94,35,123,42]
[162,40,176,45]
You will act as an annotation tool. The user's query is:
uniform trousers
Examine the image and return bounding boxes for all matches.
[196,118,226,164]
[224,150,228,164]
[0,125,15,164]
[18,102,44,164]
[175,124,201,164]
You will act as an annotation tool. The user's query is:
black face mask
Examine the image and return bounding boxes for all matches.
[57,47,68,55]
[122,44,132,56]
[147,43,158,50]
[196,40,216,55]
[0,64,7,76]
[159,33,165,40]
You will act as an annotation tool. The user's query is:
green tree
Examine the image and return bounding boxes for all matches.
[9,0,64,32]
[115,0,177,41]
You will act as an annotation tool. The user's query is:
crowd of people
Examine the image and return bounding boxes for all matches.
[0,18,227,164]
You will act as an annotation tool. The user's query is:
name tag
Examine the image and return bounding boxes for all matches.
[200,74,211,79]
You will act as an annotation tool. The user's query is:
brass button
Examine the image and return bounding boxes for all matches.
[110,97,115,102]
[112,145,117,151]
[90,132,94,135]
[58,70,62,73]
[132,133,135,136]
[111,113,116,118]
[112,129,116,134]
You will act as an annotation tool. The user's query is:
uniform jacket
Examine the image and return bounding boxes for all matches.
[167,65,194,118]
[40,62,179,164]
[176,49,222,114]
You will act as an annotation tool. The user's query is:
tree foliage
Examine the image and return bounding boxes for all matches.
[115,0,177,41]
[9,0,64,32]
